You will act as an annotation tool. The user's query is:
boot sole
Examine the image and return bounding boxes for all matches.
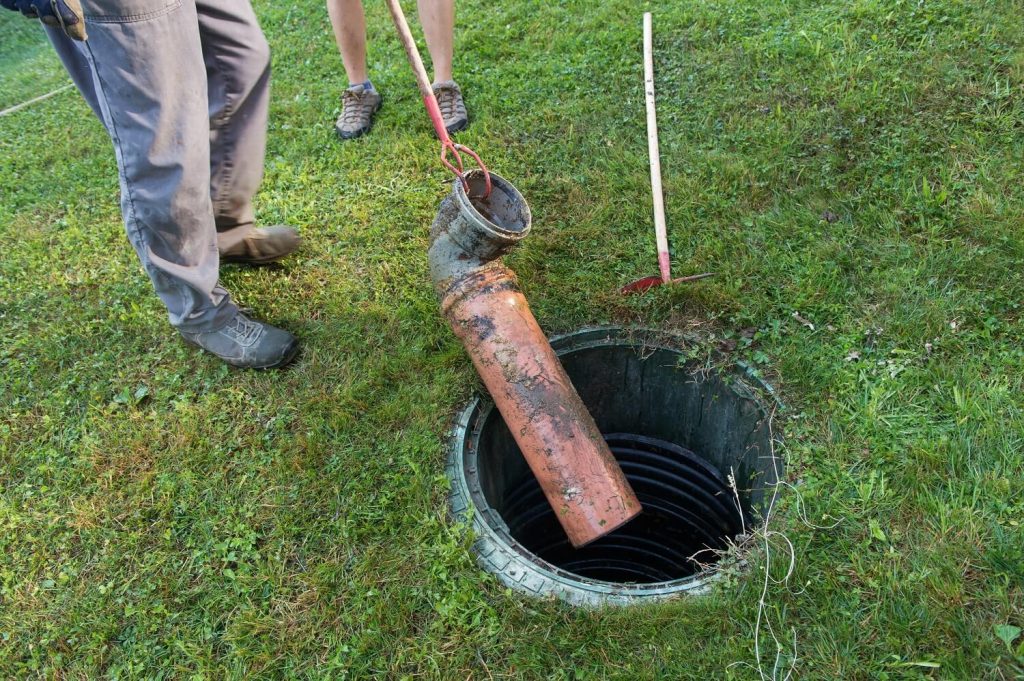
[221,252,293,265]
[182,335,300,370]
[445,117,469,135]
[221,235,302,265]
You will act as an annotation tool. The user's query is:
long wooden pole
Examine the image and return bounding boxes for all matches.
[643,12,672,283]
[384,0,449,141]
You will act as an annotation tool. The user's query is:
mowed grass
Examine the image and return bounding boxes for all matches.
[1,0,1022,677]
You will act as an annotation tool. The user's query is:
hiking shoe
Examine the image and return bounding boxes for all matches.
[220,225,301,265]
[180,312,299,369]
[432,80,468,135]
[335,84,382,140]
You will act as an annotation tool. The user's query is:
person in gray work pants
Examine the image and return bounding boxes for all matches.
[4,0,300,369]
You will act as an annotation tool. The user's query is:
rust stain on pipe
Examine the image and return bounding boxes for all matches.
[429,171,641,548]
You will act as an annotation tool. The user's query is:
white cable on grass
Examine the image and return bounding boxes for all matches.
[0,83,73,118]
[754,412,800,681]
[726,406,804,681]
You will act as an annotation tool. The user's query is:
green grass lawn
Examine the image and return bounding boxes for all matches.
[2,0,1023,677]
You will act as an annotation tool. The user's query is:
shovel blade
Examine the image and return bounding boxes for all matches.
[621,272,715,295]
[621,275,665,294]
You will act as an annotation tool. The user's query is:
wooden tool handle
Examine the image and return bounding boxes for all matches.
[384,0,450,141]
[384,0,432,99]
[643,12,670,282]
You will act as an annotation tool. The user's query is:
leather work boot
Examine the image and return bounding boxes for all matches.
[432,80,468,135]
[180,312,299,369]
[335,83,382,140]
[220,225,301,265]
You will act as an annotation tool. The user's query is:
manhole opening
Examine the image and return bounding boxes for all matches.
[460,329,781,593]
[493,433,745,583]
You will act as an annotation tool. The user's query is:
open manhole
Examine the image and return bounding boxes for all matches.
[447,327,783,606]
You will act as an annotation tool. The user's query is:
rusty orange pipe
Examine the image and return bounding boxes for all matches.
[429,170,642,548]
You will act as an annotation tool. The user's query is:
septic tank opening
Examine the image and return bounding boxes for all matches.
[447,327,783,606]
[497,433,744,583]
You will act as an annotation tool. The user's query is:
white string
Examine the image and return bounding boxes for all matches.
[0,83,74,118]
[750,408,802,680]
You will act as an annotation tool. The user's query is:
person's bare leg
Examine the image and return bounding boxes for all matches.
[327,0,368,84]
[418,0,465,133]
[417,0,453,82]
[327,0,381,138]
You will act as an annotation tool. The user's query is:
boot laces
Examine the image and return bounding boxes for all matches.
[223,315,261,345]
[435,85,461,120]
[342,89,374,124]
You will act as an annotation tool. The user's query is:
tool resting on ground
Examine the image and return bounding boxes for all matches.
[622,12,711,294]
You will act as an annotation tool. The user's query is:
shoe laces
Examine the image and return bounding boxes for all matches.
[434,84,463,120]
[341,89,374,124]
[222,315,262,346]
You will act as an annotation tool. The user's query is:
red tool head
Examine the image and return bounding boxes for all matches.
[441,140,491,199]
[621,271,715,294]
[422,92,492,198]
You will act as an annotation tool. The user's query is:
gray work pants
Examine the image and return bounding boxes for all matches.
[46,0,272,331]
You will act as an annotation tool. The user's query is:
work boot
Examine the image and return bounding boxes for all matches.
[220,225,301,265]
[180,311,300,369]
[335,83,382,140]
[432,80,468,135]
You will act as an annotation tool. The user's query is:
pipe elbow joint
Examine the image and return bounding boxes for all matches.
[428,170,532,298]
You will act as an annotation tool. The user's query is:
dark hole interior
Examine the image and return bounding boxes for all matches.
[473,340,777,584]
[503,433,745,582]
[465,173,525,232]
